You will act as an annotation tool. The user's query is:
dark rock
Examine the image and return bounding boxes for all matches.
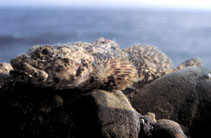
[0,73,11,88]
[0,82,140,138]
[128,67,211,137]
[139,112,187,138]
[139,112,155,138]
[88,90,140,138]
[0,85,82,138]
[152,119,187,138]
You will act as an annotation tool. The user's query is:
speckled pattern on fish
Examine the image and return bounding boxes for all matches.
[9,38,202,92]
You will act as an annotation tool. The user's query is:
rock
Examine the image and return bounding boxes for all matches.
[0,81,187,138]
[0,83,140,138]
[139,112,155,138]
[0,62,13,73]
[88,90,140,138]
[128,66,211,137]
[0,73,11,88]
[139,112,187,138]
[0,62,13,88]
[152,119,187,138]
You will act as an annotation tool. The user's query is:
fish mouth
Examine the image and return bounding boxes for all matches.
[10,61,48,82]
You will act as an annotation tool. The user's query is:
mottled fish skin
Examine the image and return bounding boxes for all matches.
[9,38,202,92]
[10,45,94,90]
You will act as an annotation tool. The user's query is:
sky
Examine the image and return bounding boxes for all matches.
[1,0,211,10]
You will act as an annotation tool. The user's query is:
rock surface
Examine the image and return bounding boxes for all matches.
[0,80,188,138]
[0,82,141,138]
[0,62,13,88]
[0,62,13,73]
[152,119,187,138]
[88,90,141,138]
[139,112,187,138]
[128,66,211,137]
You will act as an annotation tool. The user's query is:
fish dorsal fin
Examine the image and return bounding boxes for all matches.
[123,44,172,73]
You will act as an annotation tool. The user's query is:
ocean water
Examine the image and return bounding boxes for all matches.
[0,7,211,68]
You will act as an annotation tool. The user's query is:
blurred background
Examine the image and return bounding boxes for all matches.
[0,0,211,68]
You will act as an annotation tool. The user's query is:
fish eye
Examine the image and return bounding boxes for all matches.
[41,48,49,55]
[39,46,53,57]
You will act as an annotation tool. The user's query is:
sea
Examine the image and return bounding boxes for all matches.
[0,7,211,68]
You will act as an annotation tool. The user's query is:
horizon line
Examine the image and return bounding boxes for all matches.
[1,4,211,12]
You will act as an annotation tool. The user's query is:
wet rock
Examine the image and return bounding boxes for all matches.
[128,66,211,137]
